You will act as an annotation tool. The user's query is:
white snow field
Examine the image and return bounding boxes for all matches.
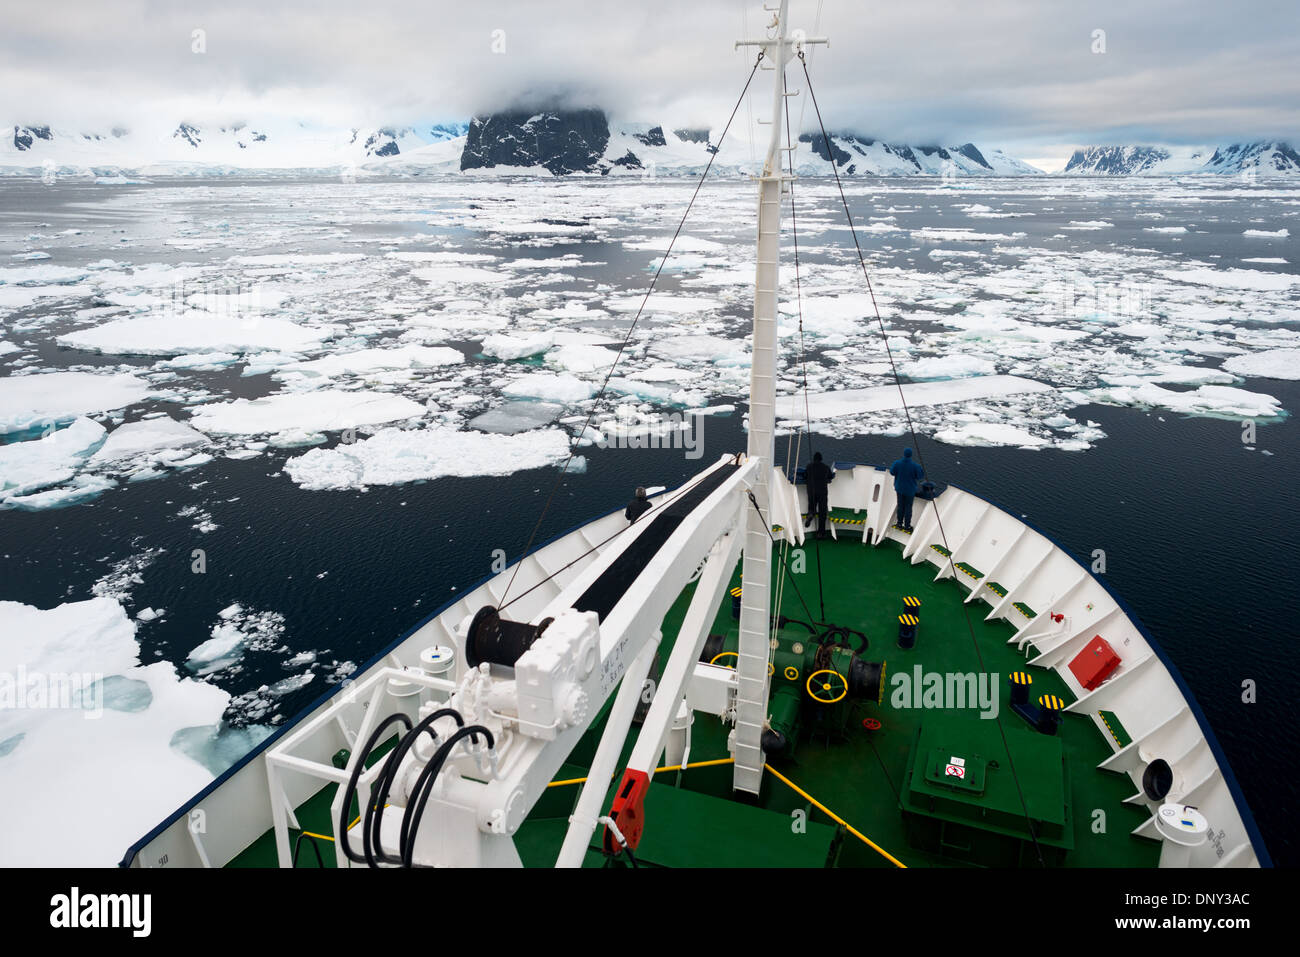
[0,597,229,866]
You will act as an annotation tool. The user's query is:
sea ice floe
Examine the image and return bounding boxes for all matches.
[267,429,328,448]
[189,389,425,435]
[1222,349,1300,381]
[157,352,243,371]
[0,263,92,285]
[903,355,998,380]
[275,344,463,380]
[911,228,1026,242]
[469,401,564,434]
[546,343,620,374]
[481,331,555,360]
[0,417,106,500]
[89,416,208,464]
[186,629,245,676]
[0,597,229,866]
[411,264,509,285]
[781,375,1053,422]
[624,365,702,383]
[0,371,151,434]
[933,422,1051,449]
[1084,382,1283,419]
[1100,364,1237,387]
[607,293,721,314]
[282,425,573,490]
[57,311,334,356]
[502,372,595,403]
[185,607,287,677]
[228,253,365,267]
[1160,268,1299,291]
[3,474,117,510]
[624,235,729,253]
[650,334,748,364]
[386,251,497,264]
[943,313,1089,344]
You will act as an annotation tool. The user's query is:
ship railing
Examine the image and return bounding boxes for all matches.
[265,666,457,868]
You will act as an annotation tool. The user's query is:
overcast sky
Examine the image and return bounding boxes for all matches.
[2,0,1297,165]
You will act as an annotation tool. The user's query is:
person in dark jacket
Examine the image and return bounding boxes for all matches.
[625,486,651,522]
[889,447,924,532]
[804,452,834,539]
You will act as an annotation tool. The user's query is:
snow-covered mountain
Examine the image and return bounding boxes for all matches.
[5,110,1040,178]
[10,112,1299,180]
[1063,142,1300,176]
[796,133,1040,176]
[2,122,469,175]
[452,109,1040,177]
[1202,142,1300,174]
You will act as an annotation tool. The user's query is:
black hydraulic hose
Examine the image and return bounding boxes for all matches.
[777,615,866,655]
[338,712,412,864]
[776,615,816,633]
[399,725,495,868]
[819,625,849,648]
[292,831,325,869]
[366,708,464,867]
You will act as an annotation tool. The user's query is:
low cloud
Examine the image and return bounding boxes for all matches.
[2,0,1296,155]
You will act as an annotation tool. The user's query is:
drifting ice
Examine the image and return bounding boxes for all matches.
[0,371,150,434]
[283,425,572,490]
[189,389,425,435]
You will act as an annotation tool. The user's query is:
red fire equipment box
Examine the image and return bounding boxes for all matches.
[1069,636,1121,691]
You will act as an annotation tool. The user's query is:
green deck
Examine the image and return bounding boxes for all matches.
[228,535,1159,868]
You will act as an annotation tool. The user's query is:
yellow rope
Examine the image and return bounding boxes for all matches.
[546,756,735,788]
[296,804,386,844]
[301,761,903,869]
[763,763,907,868]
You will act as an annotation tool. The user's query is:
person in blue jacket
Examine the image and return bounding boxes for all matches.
[889,447,924,532]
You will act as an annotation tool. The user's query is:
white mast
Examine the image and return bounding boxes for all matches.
[732,2,825,795]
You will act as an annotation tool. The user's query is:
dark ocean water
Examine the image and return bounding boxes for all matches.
[1,175,1296,865]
